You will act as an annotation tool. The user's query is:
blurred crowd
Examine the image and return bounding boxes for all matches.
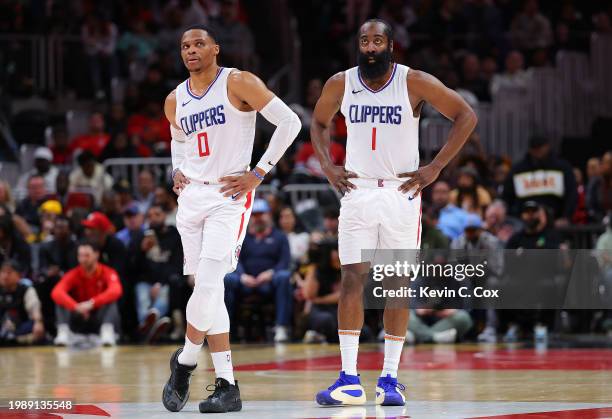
[0,0,611,347]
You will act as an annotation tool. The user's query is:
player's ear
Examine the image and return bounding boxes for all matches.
[214,44,220,57]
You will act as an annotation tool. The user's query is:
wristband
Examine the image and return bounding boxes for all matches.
[251,169,265,181]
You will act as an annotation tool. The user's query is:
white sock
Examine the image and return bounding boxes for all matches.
[339,330,360,376]
[177,336,203,366]
[381,333,404,378]
[211,350,235,385]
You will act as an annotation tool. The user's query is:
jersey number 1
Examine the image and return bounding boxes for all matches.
[371,127,376,151]
[198,132,210,157]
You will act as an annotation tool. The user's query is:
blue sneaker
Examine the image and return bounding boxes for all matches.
[315,372,366,406]
[375,374,406,406]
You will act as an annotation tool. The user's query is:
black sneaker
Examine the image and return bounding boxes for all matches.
[162,348,197,412]
[198,378,242,413]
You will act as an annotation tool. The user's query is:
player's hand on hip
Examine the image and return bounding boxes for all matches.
[398,164,442,196]
[219,171,262,200]
[172,170,190,195]
[323,164,357,194]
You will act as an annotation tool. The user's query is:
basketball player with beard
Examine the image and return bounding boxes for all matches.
[311,19,477,406]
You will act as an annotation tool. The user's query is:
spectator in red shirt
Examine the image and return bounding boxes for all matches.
[51,242,122,346]
[293,140,345,182]
[50,125,72,165]
[69,112,110,158]
[126,99,171,156]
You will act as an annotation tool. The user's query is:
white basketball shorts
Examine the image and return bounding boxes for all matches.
[176,180,253,275]
[338,178,422,265]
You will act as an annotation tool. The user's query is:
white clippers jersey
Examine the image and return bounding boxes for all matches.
[174,67,256,182]
[340,63,420,180]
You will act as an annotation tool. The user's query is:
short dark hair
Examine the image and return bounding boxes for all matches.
[77,150,96,166]
[361,19,394,43]
[183,24,218,44]
[78,240,100,253]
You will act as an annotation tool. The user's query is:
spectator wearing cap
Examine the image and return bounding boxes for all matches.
[0,260,45,345]
[68,151,114,205]
[51,242,122,346]
[224,199,293,342]
[82,212,126,280]
[503,136,577,226]
[33,199,63,243]
[15,147,58,201]
[127,204,182,343]
[115,203,145,247]
[16,175,48,229]
[502,200,561,342]
[431,180,470,241]
[450,166,492,217]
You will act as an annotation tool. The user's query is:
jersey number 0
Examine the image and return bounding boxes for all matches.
[198,132,210,157]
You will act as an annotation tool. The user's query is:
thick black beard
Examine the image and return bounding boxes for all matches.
[358,49,393,80]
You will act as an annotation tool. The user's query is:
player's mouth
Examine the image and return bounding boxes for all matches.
[187,57,200,64]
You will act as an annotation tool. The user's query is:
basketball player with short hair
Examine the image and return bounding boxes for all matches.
[311,19,477,406]
[162,25,300,413]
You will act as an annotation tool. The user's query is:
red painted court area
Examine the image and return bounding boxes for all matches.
[236,348,612,371]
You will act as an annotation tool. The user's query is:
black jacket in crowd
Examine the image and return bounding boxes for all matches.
[128,226,183,285]
[503,154,577,220]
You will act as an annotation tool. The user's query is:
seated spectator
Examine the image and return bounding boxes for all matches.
[0,212,32,275]
[484,200,520,244]
[69,112,111,158]
[586,157,600,185]
[135,169,156,214]
[225,199,292,342]
[420,207,450,251]
[208,0,258,70]
[452,214,504,343]
[50,125,71,165]
[587,151,612,222]
[100,190,124,231]
[51,242,122,346]
[113,179,136,209]
[510,0,553,52]
[128,204,182,343]
[0,260,45,345]
[490,50,531,97]
[99,132,139,161]
[290,78,323,130]
[297,240,341,343]
[82,212,125,279]
[34,199,63,243]
[16,175,48,229]
[279,206,309,268]
[431,180,469,240]
[68,151,114,205]
[37,216,78,333]
[322,207,339,240]
[292,140,345,182]
[126,100,171,156]
[503,137,576,226]
[153,184,178,226]
[503,201,561,342]
[450,166,492,216]
[595,212,612,292]
[15,147,58,201]
[459,54,490,102]
[407,309,473,344]
[0,181,16,212]
[115,204,145,247]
